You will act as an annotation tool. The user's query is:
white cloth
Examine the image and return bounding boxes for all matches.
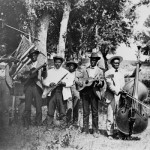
[105,67,126,135]
[0,62,7,77]
[42,67,74,100]
[88,66,97,78]
[30,61,38,69]
[105,68,125,96]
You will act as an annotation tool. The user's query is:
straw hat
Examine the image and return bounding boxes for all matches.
[108,56,123,64]
[53,54,64,62]
[89,52,101,60]
[66,59,78,68]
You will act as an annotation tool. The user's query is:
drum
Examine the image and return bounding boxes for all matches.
[12,81,24,96]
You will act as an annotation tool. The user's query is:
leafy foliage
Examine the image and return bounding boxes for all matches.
[0,0,27,55]
[0,0,132,59]
[65,0,132,59]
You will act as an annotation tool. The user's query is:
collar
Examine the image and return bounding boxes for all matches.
[87,65,97,69]
[54,66,62,70]
[112,67,120,72]
[31,61,37,65]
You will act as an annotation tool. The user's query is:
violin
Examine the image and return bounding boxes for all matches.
[115,46,149,136]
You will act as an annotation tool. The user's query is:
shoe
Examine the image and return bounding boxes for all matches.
[108,135,113,140]
[46,124,55,131]
[42,118,47,126]
[82,131,88,136]
[93,132,100,138]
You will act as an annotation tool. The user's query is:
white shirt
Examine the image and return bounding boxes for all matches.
[88,66,97,78]
[0,62,7,77]
[105,67,125,95]
[30,61,37,69]
[42,67,74,100]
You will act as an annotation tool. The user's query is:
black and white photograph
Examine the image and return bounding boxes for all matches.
[0,0,150,150]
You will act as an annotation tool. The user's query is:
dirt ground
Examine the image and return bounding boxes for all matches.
[0,61,150,150]
[0,107,150,150]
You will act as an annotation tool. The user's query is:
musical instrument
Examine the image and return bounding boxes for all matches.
[42,73,68,99]
[19,63,46,86]
[77,77,100,91]
[115,46,149,136]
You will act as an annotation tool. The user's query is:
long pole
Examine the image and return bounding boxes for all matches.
[5,24,40,41]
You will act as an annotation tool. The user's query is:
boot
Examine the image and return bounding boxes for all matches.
[46,115,54,131]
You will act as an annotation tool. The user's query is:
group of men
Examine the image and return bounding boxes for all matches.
[0,47,137,139]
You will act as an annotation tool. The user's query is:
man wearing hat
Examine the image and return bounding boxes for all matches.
[42,54,73,130]
[105,55,137,139]
[75,52,105,138]
[65,59,81,126]
[17,47,45,128]
[0,57,18,127]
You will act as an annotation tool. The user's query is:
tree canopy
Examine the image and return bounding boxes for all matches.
[0,0,134,60]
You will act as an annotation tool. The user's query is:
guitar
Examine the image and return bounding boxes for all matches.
[42,73,68,99]
[77,77,99,92]
[21,63,46,86]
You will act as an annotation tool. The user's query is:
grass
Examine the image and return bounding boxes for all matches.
[1,60,150,150]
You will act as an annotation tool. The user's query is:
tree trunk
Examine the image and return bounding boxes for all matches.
[95,25,106,71]
[57,1,71,58]
[35,14,50,66]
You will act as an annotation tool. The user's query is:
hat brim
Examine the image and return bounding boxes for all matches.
[28,51,39,58]
[89,57,101,60]
[66,62,78,68]
[108,56,123,64]
[53,56,64,62]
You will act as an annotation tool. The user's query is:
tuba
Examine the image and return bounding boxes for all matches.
[115,46,149,136]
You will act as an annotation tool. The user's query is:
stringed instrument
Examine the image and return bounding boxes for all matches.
[77,77,100,92]
[20,63,46,86]
[42,73,68,99]
[115,46,149,136]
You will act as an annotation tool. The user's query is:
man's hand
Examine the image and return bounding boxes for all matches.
[118,90,127,96]
[49,82,56,87]
[30,71,38,78]
[77,81,83,87]
[95,80,104,87]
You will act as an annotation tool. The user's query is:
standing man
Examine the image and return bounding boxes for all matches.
[76,52,105,138]
[105,55,136,139]
[42,54,73,130]
[17,48,44,129]
[0,57,18,128]
[66,59,80,127]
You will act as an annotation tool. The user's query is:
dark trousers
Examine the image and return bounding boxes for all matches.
[47,87,66,126]
[80,89,99,133]
[24,83,42,125]
[63,96,79,124]
[73,96,79,123]
[0,78,11,127]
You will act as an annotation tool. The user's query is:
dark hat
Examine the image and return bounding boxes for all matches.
[28,47,39,58]
[89,52,101,60]
[53,54,64,62]
[108,55,123,64]
[66,59,78,68]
